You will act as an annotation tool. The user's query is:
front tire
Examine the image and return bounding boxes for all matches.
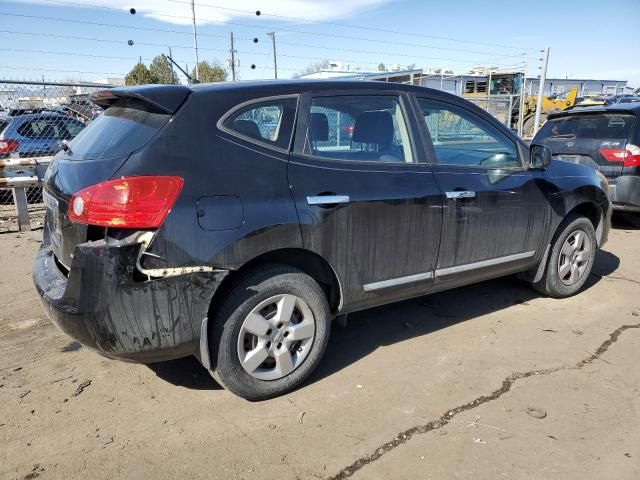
[210,265,331,401]
[532,214,597,298]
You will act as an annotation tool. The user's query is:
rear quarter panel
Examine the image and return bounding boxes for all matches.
[115,89,303,270]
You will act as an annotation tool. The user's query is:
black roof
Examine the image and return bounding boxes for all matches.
[553,102,640,118]
[189,79,426,94]
[101,79,445,114]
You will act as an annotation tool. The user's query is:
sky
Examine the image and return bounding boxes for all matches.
[1,0,639,87]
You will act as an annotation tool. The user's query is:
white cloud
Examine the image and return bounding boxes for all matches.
[17,0,394,26]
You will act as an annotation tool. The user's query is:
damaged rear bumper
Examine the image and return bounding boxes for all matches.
[33,238,227,363]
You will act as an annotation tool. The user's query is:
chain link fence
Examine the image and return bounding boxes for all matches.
[0,79,112,233]
[464,95,518,128]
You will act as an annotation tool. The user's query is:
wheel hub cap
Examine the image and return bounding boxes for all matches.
[557,229,591,286]
[237,294,316,381]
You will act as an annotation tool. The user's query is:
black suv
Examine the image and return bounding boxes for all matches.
[34,81,611,400]
[534,103,640,213]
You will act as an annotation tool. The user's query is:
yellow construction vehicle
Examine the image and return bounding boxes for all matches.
[462,72,579,137]
[520,86,578,137]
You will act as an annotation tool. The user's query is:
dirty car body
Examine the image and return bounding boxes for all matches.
[34,80,611,399]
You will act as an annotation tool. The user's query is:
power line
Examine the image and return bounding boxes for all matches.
[0,47,194,64]
[0,11,228,39]
[0,65,127,76]
[0,29,236,54]
[0,28,518,68]
[169,0,540,52]
[0,23,526,70]
[0,10,529,67]
[22,0,531,58]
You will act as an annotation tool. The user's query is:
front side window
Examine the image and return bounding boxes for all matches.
[302,95,414,163]
[223,97,297,150]
[417,98,521,169]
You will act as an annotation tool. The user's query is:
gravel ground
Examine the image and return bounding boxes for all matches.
[1,217,639,480]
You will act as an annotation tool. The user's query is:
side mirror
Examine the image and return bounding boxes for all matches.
[529,144,552,169]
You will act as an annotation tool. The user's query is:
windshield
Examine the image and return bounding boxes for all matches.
[65,97,170,160]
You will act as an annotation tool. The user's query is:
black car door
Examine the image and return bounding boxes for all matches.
[288,91,444,312]
[414,96,549,290]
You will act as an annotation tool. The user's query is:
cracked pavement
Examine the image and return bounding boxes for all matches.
[1,218,639,480]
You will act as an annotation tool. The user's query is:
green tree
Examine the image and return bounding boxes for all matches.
[125,63,156,85]
[191,61,227,83]
[377,63,386,72]
[149,55,177,85]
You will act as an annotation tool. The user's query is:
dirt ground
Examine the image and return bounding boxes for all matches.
[1,218,639,480]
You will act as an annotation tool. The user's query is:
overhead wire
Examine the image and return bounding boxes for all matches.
[169,0,540,52]
[0,3,534,80]
[26,0,530,58]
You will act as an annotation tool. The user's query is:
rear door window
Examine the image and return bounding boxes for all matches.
[299,95,414,163]
[65,97,170,160]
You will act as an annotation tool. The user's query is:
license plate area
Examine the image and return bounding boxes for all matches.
[43,190,67,268]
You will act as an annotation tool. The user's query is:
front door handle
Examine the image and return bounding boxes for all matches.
[446,191,476,200]
[307,195,350,206]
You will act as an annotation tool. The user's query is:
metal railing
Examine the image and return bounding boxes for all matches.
[0,79,112,233]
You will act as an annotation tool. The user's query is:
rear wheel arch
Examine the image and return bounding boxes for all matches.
[212,248,342,314]
[202,249,341,370]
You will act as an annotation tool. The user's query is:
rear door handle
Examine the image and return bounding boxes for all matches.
[446,191,476,200]
[306,195,350,206]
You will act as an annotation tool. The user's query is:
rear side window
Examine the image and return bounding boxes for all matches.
[65,98,170,160]
[222,97,297,150]
[537,114,636,141]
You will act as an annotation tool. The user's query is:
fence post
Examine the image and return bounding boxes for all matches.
[12,187,30,231]
[532,47,550,138]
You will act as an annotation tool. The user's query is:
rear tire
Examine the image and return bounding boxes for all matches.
[532,214,597,298]
[210,264,331,401]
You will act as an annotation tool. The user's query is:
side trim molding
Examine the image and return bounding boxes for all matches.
[363,271,433,292]
[362,250,537,293]
[436,250,537,277]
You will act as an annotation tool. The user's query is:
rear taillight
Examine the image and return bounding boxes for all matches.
[599,144,640,167]
[68,176,184,228]
[0,139,19,154]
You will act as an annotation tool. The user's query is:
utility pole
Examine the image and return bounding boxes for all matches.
[190,0,200,81]
[517,52,528,137]
[230,32,237,81]
[267,32,277,79]
[532,46,550,138]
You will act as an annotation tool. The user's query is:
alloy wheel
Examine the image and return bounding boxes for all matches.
[557,229,591,286]
[237,294,316,381]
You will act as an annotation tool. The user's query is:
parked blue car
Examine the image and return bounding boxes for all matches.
[0,112,86,158]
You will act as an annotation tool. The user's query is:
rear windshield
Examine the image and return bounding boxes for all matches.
[537,113,636,141]
[64,97,170,160]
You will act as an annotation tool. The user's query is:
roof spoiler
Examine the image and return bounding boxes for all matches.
[90,85,191,114]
